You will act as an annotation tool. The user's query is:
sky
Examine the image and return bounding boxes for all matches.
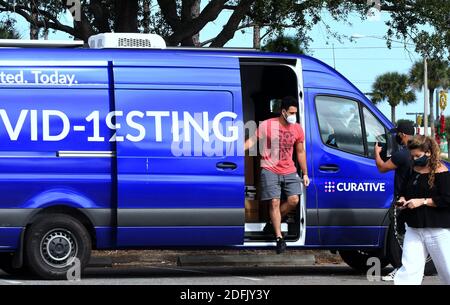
[1,6,447,124]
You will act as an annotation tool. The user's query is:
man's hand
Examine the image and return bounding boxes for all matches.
[374,142,382,156]
[403,198,425,209]
[303,174,310,187]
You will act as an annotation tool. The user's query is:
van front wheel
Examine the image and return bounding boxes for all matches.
[339,250,389,273]
[25,214,91,280]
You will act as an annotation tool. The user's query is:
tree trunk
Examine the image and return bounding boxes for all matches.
[430,89,435,138]
[89,0,112,34]
[30,2,39,40]
[391,106,396,124]
[253,24,261,49]
[143,0,151,33]
[181,0,201,46]
[115,0,139,33]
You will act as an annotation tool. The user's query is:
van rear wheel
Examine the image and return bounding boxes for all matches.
[25,214,91,280]
[339,250,389,273]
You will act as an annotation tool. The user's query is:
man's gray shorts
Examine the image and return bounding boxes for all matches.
[260,168,302,201]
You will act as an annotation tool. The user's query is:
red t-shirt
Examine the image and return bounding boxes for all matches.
[257,118,305,175]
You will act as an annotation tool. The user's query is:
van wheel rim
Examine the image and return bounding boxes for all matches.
[40,229,78,269]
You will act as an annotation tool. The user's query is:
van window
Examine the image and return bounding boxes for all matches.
[363,107,387,159]
[315,96,364,156]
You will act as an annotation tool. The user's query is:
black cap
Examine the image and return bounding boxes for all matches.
[390,121,415,136]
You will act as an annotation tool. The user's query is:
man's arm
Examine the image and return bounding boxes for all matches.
[244,136,256,151]
[296,141,310,187]
[374,142,398,173]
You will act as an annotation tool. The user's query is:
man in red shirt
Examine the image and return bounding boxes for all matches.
[245,96,309,253]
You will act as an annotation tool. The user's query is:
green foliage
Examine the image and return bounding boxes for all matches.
[396,119,415,127]
[262,35,305,54]
[0,0,447,57]
[0,20,20,39]
[371,72,416,123]
[409,59,450,91]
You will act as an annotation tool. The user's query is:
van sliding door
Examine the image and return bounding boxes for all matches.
[113,55,245,247]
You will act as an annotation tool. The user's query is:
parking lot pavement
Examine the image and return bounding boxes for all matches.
[0,265,442,285]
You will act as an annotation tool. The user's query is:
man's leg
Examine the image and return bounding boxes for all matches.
[260,169,282,237]
[269,199,282,238]
[280,173,302,219]
[269,198,287,254]
[280,195,299,219]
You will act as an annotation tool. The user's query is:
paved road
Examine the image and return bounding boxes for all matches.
[0,265,442,285]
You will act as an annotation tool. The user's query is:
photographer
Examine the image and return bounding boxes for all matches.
[374,121,415,281]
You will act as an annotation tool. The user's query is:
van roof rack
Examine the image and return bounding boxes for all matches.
[0,39,85,48]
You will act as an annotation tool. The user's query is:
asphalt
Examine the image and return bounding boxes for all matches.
[0,265,442,285]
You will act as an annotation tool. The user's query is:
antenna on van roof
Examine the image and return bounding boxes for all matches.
[0,39,85,48]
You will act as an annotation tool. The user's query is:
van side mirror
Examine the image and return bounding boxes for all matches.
[383,132,398,162]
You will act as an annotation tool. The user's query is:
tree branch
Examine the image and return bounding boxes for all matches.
[210,0,254,47]
[157,0,179,30]
[0,0,77,37]
[167,0,229,45]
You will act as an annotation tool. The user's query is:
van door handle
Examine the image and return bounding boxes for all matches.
[319,165,340,172]
[216,162,237,170]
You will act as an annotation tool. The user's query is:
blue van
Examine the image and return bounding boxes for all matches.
[0,35,407,279]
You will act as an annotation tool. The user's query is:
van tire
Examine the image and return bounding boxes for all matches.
[386,222,437,276]
[0,253,28,276]
[25,214,91,280]
[339,250,389,273]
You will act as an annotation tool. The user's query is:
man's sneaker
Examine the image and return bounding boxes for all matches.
[263,222,274,235]
[276,237,286,254]
[381,268,398,281]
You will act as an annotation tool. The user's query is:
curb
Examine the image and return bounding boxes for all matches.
[177,254,316,267]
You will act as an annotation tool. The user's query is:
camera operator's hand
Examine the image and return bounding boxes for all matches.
[374,142,383,156]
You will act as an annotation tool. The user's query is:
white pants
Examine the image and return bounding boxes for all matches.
[394,226,450,285]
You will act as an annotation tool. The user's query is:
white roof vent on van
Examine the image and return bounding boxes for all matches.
[88,33,166,49]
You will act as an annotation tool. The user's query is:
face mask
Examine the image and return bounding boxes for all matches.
[283,111,297,124]
[414,155,429,167]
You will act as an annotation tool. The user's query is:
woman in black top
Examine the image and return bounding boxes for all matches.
[394,135,450,285]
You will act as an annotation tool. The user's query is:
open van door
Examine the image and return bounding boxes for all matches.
[112,54,245,247]
[240,56,311,246]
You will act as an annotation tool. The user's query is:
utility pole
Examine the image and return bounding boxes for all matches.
[424,56,429,136]
[332,43,336,69]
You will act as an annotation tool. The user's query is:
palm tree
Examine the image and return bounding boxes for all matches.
[371,72,417,123]
[262,35,305,54]
[409,59,450,137]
